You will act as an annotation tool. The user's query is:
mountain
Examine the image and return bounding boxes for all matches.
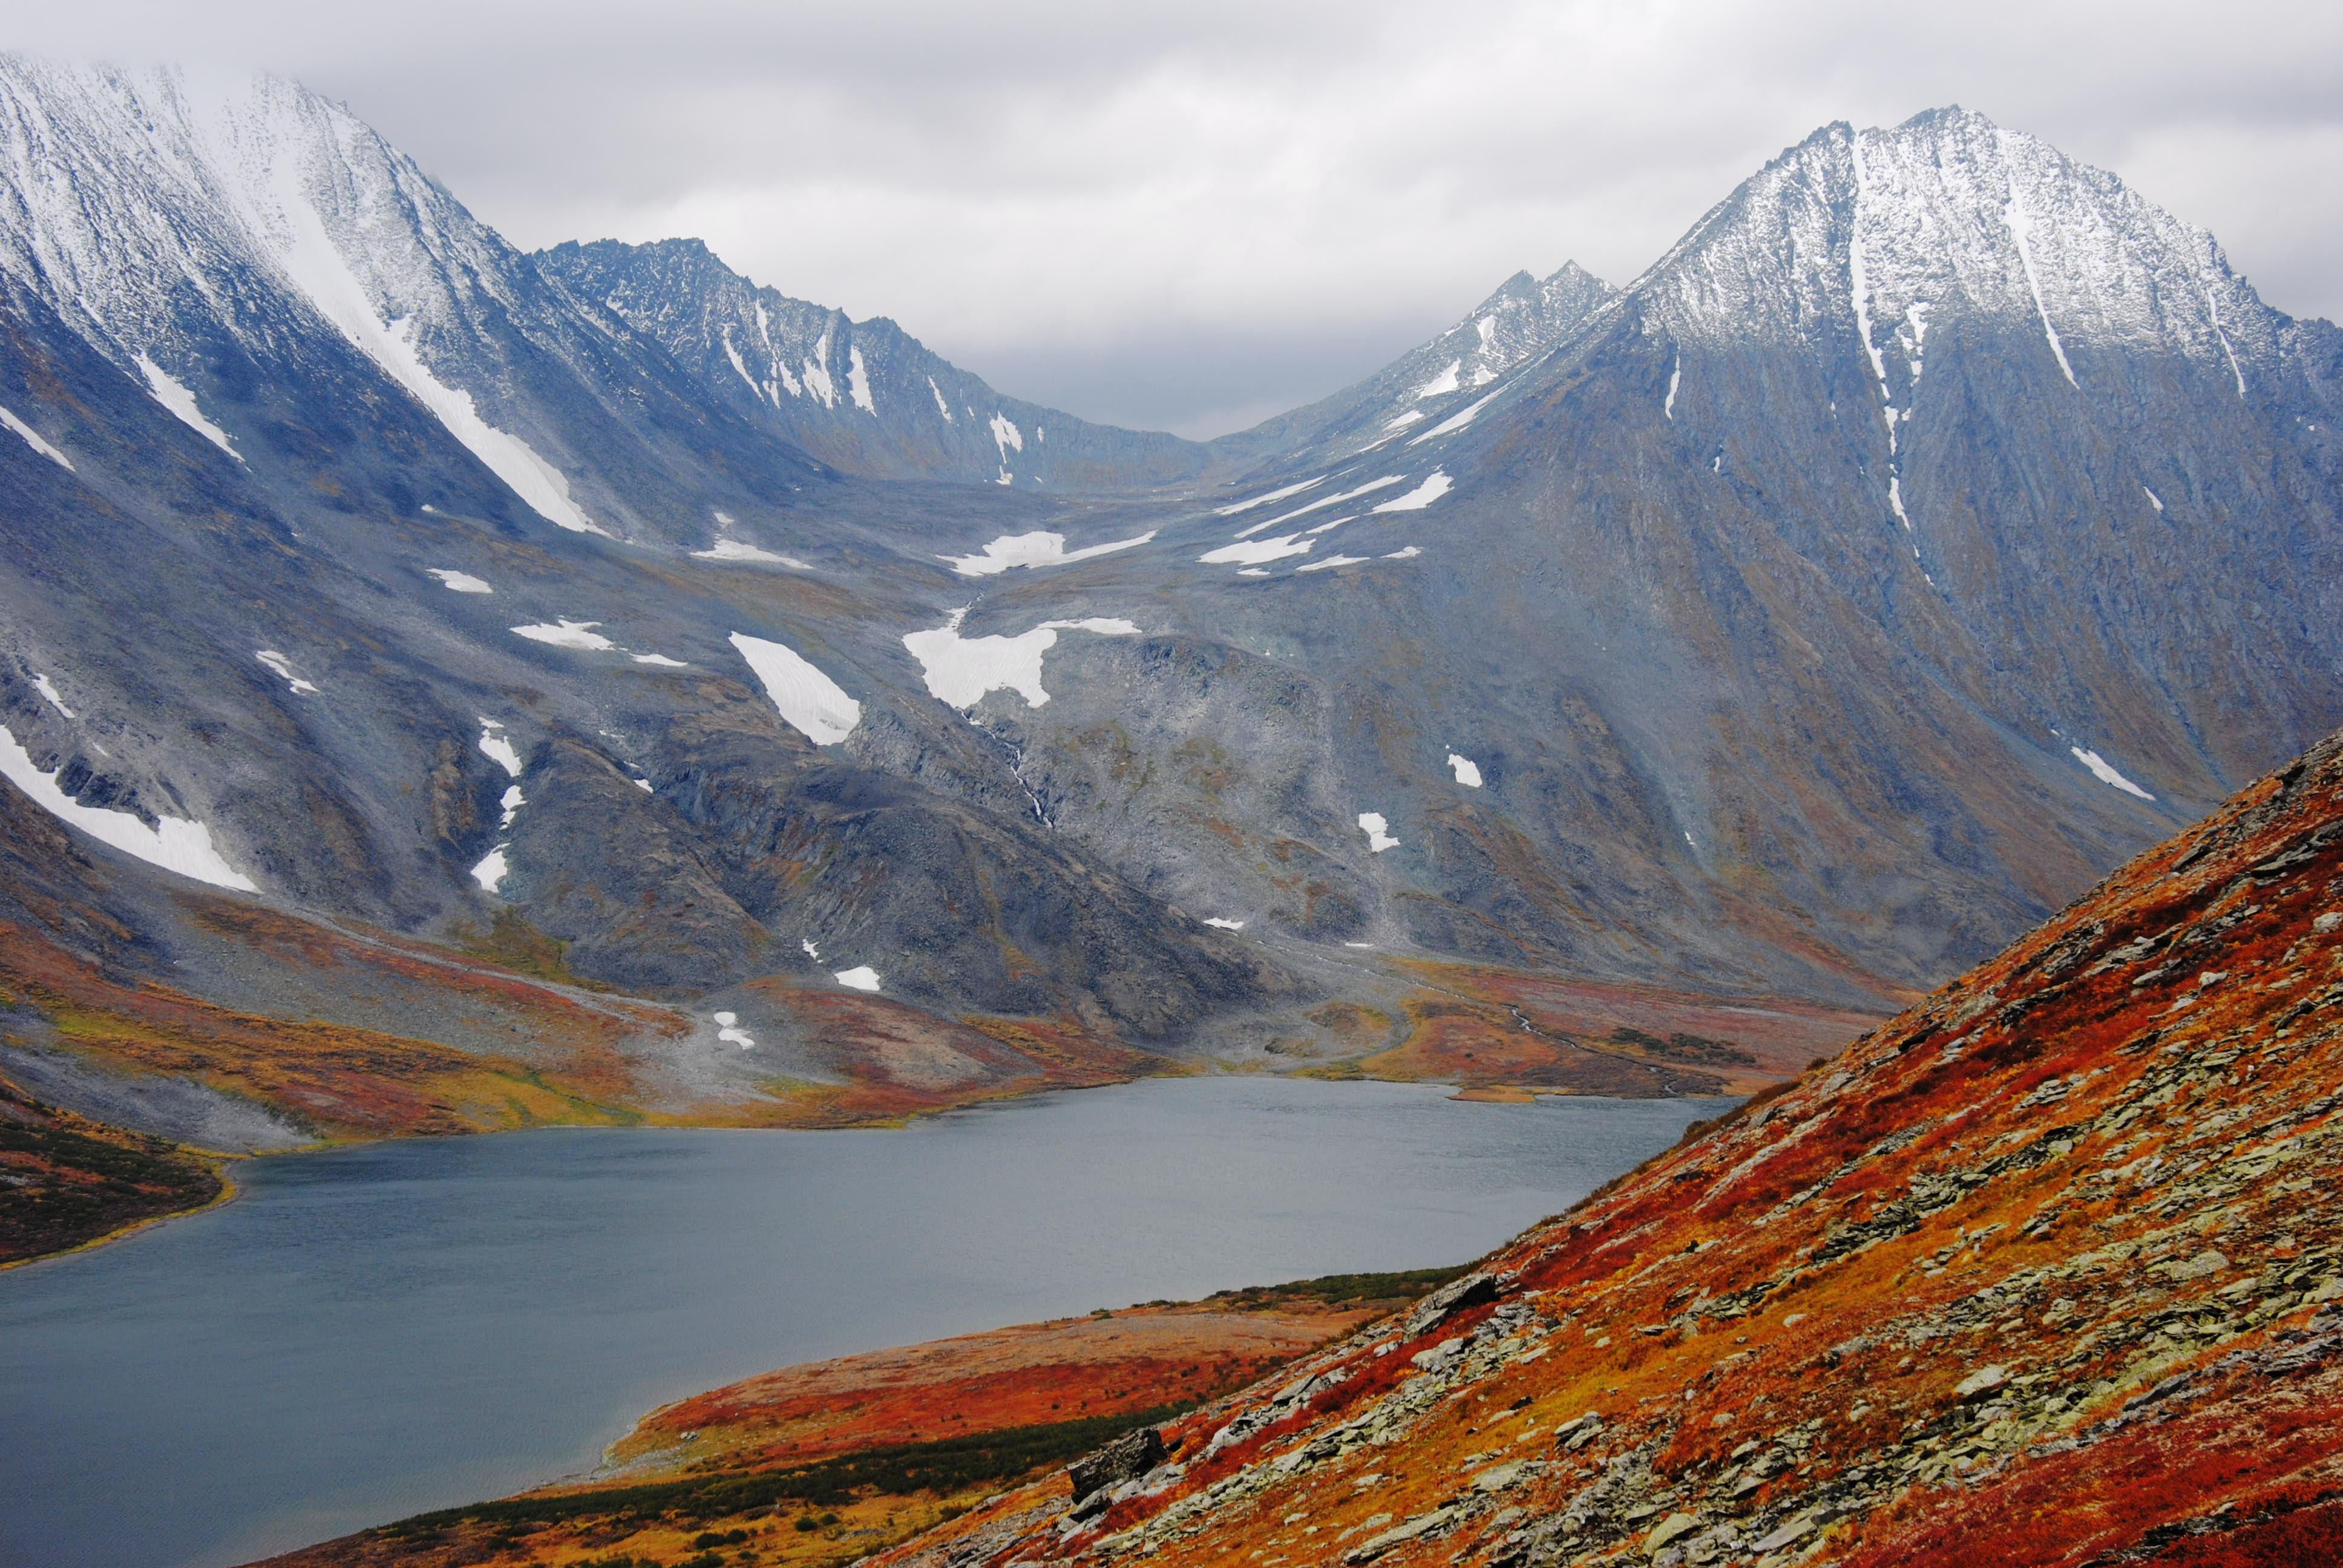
[0,66,2339,1145]
[1209,261,1617,470]
[537,237,1214,492]
[882,723,2343,1567]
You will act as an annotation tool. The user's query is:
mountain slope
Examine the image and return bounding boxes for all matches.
[888,725,2343,1567]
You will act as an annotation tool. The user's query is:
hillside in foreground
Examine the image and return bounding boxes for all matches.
[870,725,2343,1566]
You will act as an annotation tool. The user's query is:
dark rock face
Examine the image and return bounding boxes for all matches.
[1067,1425,1168,1505]
[0,67,2335,1056]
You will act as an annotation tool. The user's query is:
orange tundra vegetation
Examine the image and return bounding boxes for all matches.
[873,728,2343,1566]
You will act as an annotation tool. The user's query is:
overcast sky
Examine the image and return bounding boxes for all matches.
[14,1,2340,436]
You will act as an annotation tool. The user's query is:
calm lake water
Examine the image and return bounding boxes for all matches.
[1,1076,1714,1568]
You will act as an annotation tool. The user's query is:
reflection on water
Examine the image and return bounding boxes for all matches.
[1,1075,1716,1568]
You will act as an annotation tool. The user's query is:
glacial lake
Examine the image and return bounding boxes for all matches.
[1,1076,1717,1568]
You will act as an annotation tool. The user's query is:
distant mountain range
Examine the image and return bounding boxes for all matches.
[0,57,2336,1137]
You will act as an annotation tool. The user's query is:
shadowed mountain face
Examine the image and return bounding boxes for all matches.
[0,62,2336,1111]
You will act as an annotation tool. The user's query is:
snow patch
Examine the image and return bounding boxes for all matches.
[1383,546,1422,560]
[427,568,493,593]
[2071,746,2155,801]
[1294,554,1368,573]
[1242,475,1407,535]
[802,331,837,407]
[1663,354,1680,420]
[2000,134,2079,390]
[1447,753,1483,787]
[1202,534,1314,566]
[989,412,1024,461]
[712,1010,756,1049]
[847,344,876,413]
[0,722,255,890]
[834,965,881,992]
[1304,515,1355,535]
[728,632,861,745]
[468,846,508,892]
[1414,359,1461,399]
[498,785,523,828]
[33,675,74,718]
[1371,471,1452,512]
[693,538,810,568]
[1357,812,1399,853]
[1411,389,1501,445]
[2142,486,2164,512]
[255,650,316,694]
[944,529,1155,577]
[0,403,70,469]
[900,610,1139,709]
[1216,476,1323,515]
[1202,917,1246,930]
[477,721,523,779]
[136,354,240,459]
[511,619,615,652]
[631,653,689,667]
[929,377,954,422]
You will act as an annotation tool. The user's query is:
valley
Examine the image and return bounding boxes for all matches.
[0,40,2336,1568]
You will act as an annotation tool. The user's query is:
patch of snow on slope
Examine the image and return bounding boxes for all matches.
[1294,554,1368,573]
[1216,476,1323,515]
[712,1010,755,1049]
[33,675,74,718]
[2071,746,2155,801]
[901,609,1140,708]
[1384,410,1426,431]
[802,331,837,407]
[255,650,316,693]
[0,403,70,469]
[1203,917,1245,930]
[136,354,240,458]
[1447,753,1483,787]
[469,846,508,892]
[427,568,493,593]
[1371,471,1452,512]
[693,538,810,568]
[929,377,954,422]
[0,722,255,890]
[2143,486,2164,512]
[234,142,608,532]
[1383,546,1422,560]
[1305,515,1355,535]
[1240,475,1408,535]
[722,329,761,398]
[1357,812,1399,853]
[477,721,523,778]
[631,653,688,667]
[945,529,1155,577]
[990,412,1024,455]
[847,344,876,413]
[1663,355,1680,420]
[728,632,861,745]
[512,619,615,651]
[1409,389,1502,445]
[1414,359,1461,399]
[498,785,523,827]
[834,965,881,992]
[801,938,821,961]
[1999,132,2079,390]
[1202,534,1314,566]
